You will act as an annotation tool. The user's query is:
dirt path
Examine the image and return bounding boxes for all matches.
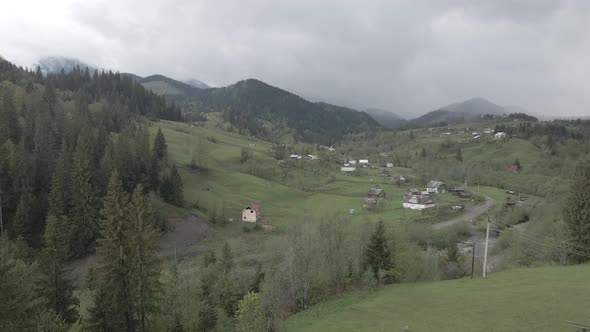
[432,194,496,230]
[67,214,210,286]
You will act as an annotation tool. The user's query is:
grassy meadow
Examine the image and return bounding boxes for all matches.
[286,263,590,332]
[148,118,481,229]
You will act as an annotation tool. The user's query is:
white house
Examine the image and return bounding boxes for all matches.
[359,159,369,166]
[341,166,356,174]
[241,203,261,223]
[494,132,508,140]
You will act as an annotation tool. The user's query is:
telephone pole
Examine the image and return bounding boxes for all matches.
[0,182,3,234]
[483,218,490,278]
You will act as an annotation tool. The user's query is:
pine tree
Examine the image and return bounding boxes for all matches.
[70,132,99,255]
[91,170,133,331]
[221,242,234,276]
[197,281,217,332]
[47,144,72,217]
[0,235,39,331]
[235,292,265,332]
[456,148,463,162]
[563,161,590,263]
[160,165,184,206]
[152,128,167,161]
[129,185,161,332]
[420,147,427,159]
[365,220,392,280]
[37,214,78,323]
[12,193,33,244]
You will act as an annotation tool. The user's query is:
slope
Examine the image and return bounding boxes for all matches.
[287,264,590,332]
[411,97,508,127]
[365,108,408,128]
[183,79,380,144]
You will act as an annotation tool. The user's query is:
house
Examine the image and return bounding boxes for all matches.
[359,159,370,166]
[392,175,406,185]
[363,188,386,208]
[403,191,435,210]
[427,181,448,194]
[242,203,261,223]
[341,166,356,174]
[483,128,493,134]
[495,132,508,140]
[386,162,394,168]
[290,154,302,160]
[451,186,466,194]
[349,160,358,166]
[328,146,336,152]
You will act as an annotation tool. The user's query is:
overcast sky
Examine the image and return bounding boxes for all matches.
[2,0,590,117]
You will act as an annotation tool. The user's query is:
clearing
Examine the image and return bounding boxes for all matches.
[287,264,590,332]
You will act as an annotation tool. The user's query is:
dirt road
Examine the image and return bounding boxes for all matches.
[432,194,496,230]
[67,214,210,286]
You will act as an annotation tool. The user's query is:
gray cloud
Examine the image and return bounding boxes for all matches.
[1,0,590,116]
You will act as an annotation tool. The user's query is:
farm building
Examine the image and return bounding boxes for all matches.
[359,159,370,167]
[341,166,356,174]
[241,203,261,223]
[495,132,508,140]
[403,191,435,210]
[427,181,448,194]
[363,188,386,208]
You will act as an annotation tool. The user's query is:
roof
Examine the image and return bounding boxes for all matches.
[341,167,356,172]
[359,159,369,164]
[427,181,446,188]
[367,188,384,197]
[245,203,261,213]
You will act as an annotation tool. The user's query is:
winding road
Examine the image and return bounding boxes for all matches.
[432,194,496,230]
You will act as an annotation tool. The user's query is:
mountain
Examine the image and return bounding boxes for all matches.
[365,108,407,128]
[36,56,95,75]
[135,74,199,97]
[440,97,506,115]
[411,97,507,127]
[184,78,209,89]
[180,78,379,143]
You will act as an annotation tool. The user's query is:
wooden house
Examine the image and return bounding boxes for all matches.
[427,181,448,194]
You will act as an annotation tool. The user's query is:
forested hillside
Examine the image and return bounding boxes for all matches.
[143,77,379,144]
[0,58,184,330]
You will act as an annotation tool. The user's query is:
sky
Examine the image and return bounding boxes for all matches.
[2,0,590,117]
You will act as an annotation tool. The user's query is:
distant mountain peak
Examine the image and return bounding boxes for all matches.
[184,78,209,89]
[36,56,94,75]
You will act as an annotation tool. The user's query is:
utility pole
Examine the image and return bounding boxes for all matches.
[483,218,490,278]
[471,241,475,279]
[0,181,3,234]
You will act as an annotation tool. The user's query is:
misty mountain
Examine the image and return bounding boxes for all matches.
[36,56,95,75]
[365,108,408,128]
[184,78,209,89]
[410,97,508,127]
[190,78,380,143]
[134,74,199,96]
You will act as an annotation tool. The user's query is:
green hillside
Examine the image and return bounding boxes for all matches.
[287,264,590,332]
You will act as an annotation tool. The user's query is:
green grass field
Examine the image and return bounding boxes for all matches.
[149,119,482,228]
[286,264,590,332]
